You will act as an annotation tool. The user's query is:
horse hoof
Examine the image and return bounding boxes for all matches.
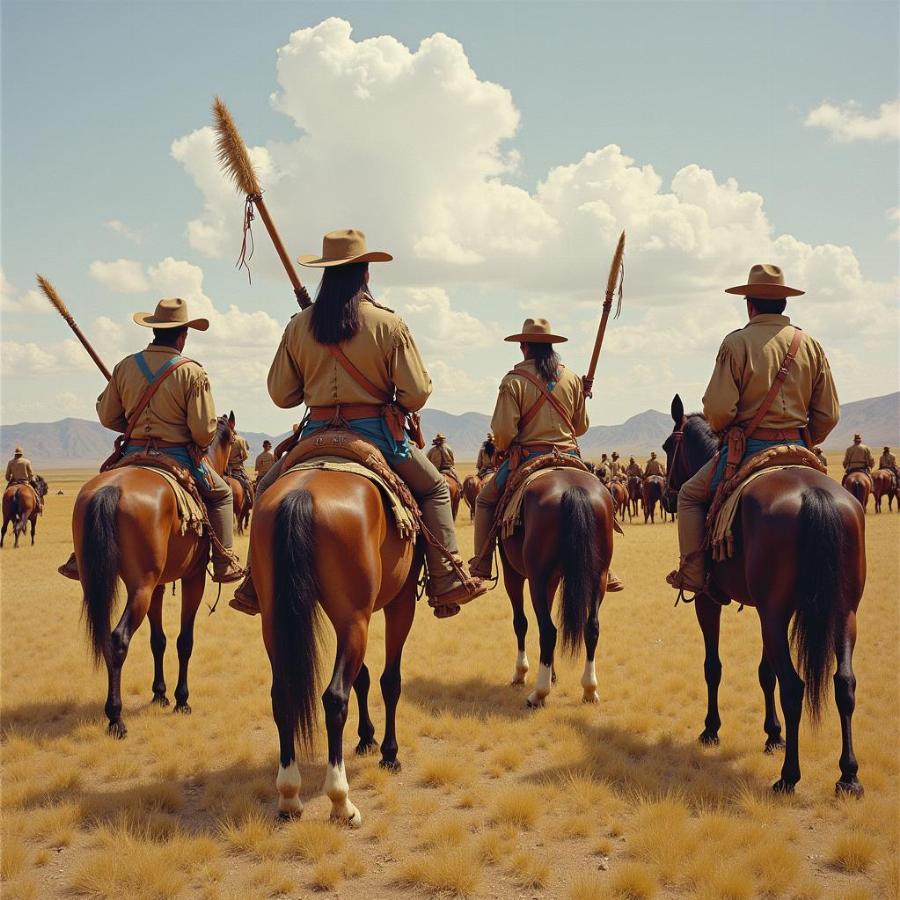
[108,721,127,740]
[835,780,864,799]
[582,692,599,704]
[331,806,363,828]
[277,806,303,822]
[764,737,786,754]
[355,739,379,756]
[379,758,401,773]
[698,730,719,746]
[772,778,796,795]
[151,694,170,708]
[174,703,192,716]
[525,695,545,709]
[510,672,527,686]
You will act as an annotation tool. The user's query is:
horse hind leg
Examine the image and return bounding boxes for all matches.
[762,618,804,793]
[581,591,601,704]
[379,585,415,772]
[696,597,723,744]
[272,684,303,818]
[147,585,169,706]
[526,576,559,708]
[758,651,785,753]
[352,664,378,756]
[173,571,205,714]
[834,611,863,797]
[503,564,529,685]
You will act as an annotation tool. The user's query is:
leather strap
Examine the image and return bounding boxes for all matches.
[741,327,803,441]
[513,367,577,435]
[121,357,194,448]
[750,427,802,441]
[326,344,392,404]
[308,403,384,421]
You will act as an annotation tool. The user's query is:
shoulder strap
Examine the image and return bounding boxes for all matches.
[743,327,803,440]
[120,357,194,446]
[326,344,393,404]
[513,367,577,435]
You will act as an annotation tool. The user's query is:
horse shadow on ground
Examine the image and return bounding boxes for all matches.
[1,698,101,742]
[402,674,544,722]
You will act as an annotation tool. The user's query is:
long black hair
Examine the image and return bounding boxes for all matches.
[525,342,561,384]
[310,262,369,344]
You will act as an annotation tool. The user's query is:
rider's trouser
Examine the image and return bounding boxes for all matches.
[471,473,503,574]
[256,446,464,594]
[198,468,235,566]
[675,456,718,590]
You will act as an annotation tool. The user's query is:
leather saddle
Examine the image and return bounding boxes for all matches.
[107,451,209,521]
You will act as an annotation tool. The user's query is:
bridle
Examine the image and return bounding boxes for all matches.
[664,418,686,508]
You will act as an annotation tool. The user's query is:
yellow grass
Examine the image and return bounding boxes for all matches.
[1,462,897,898]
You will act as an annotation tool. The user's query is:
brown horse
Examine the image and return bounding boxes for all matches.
[462,474,482,520]
[227,475,253,535]
[608,480,628,523]
[1,476,47,547]
[442,472,461,521]
[626,475,642,520]
[641,475,665,523]
[871,469,895,513]
[74,413,236,738]
[843,472,871,513]
[250,462,421,824]
[499,468,616,707]
[664,395,865,796]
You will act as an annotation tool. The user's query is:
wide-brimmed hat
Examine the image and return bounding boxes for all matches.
[853,434,862,442]
[504,318,567,343]
[650,451,657,458]
[263,440,272,448]
[884,446,890,451]
[612,452,619,459]
[725,264,804,299]
[433,433,446,443]
[133,298,209,331]
[298,229,393,268]
[14,447,23,455]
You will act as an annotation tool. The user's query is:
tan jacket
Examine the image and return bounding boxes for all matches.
[644,458,665,477]
[625,462,642,477]
[703,314,839,445]
[609,460,622,477]
[97,345,216,447]
[878,451,896,470]
[267,298,432,412]
[6,457,33,482]
[228,434,249,470]
[843,444,874,471]
[255,450,275,479]
[491,360,588,452]
[476,445,494,470]
[427,443,455,471]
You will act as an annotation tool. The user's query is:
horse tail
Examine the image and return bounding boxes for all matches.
[11,489,24,533]
[849,478,866,507]
[82,485,121,665]
[559,486,602,656]
[272,489,322,752]
[791,486,842,724]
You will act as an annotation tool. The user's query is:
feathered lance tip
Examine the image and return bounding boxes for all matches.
[212,96,262,197]
[605,230,626,319]
[36,274,71,320]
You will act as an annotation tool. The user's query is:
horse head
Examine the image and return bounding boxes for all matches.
[207,410,237,476]
[661,394,718,512]
[33,475,48,497]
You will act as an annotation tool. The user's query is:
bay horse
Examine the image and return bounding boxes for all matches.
[250,459,421,825]
[227,474,252,535]
[443,472,461,521]
[641,475,665,523]
[73,413,236,738]
[843,472,871,513]
[462,473,482,520]
[664,395,865,796]
[499,467,616,708]
[871,469,895,513]
[1,476,47,547]
[626,475,642,520]
[608,480,628,522]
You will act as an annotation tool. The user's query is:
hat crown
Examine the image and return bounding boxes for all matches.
[321,229,369,261]
[521,318,552,337]
[14,447,23,455]
[153,298,189,324]
[746,264,786,288]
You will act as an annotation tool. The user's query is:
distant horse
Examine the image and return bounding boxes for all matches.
[626,475,642,520]
[664,394,865,796]
[227,475,253,535]
[74,413,236,737]
[250,444,422,824]
[499,466,616,707]
[1,476,47,547]
[843,472,871,513]
[608,480,628,522]
[641,475,665,523]
[463,474,483,520]
[443,472,461,521]
[871,469,895,513]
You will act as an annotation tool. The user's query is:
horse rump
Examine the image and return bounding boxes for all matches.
[81,485,122,665]
[559,486,602,655]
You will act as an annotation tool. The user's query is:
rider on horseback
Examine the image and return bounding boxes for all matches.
[427,433,461,489]
[468,317,623,591]
[625,457,642,478]
[476,433,496,474]
[254,440,275,484]
[5,448,43,513]
[842,434,874,483]
[226,429,252,495]
[879,446,897,479]
[643,451,665,477]
[57,298,244,583]
[666,264,840,603]
[231,229,487,615]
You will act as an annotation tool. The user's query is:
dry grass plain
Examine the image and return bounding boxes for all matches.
[1,457,898,899]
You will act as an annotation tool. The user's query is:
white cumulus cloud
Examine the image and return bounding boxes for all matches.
[804,97,900,142]
[104,219,142,243]
[89,259,150,294]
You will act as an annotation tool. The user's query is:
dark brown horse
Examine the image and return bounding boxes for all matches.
[626,475,642,520]
[664,395,865,796]
[499,468,616,706]
[843,472,871,513]
[227,475,252,535]
[871,469,895,513]
[442,472,461,521]
[641,475,665,523]
[250,463,421,824]
[1,476,47,547]
[462,474,482,520]
[608,480,628,523]
[74,413,236,737]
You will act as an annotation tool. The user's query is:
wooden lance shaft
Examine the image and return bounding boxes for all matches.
[585,294,614,388]
[252,195,311,310]
[63,315,112,381]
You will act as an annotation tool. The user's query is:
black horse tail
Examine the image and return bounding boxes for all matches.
[82,485,121,665]
[849,478,866,507]
[10,488,24,534]
[792,486,842,724]
[273,489,322,753]
[559,486,602,656]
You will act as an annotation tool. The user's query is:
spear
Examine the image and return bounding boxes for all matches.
[212,96,311,309]
[582,231,625,398]
[36,275,111,381]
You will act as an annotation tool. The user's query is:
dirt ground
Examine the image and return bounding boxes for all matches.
[1,458,898,899]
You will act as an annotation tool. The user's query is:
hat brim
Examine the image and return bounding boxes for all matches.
[504,332,568,343]
[724,283,805,298]
[133,312,209,331]
[298,251,393,268]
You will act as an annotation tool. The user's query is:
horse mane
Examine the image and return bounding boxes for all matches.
[684,413,719,464]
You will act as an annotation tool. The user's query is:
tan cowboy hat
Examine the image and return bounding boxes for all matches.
[14,447,23,455]
[853,434,862,442]
[650,451,657,458]
[298,229,393,268]
[433,433,446,442]
[725,264,804,299]
[504,317,567,343]
[133,298,209,331]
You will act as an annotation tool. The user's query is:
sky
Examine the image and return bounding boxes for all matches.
[2,0,898,437]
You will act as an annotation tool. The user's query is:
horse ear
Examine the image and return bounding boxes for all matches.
[228,410,235,428]
[671,394,684,424]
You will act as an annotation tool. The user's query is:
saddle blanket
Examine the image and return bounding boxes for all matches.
[285,455,417,541]
[133,465,205,537]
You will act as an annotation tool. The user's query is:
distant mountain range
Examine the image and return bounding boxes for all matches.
[2,393,897,467]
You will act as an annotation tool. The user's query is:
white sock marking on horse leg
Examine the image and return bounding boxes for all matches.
[581,658,599,703]
[276,761,303,816]
[511,650,529,684]
[527,663,553,707]
[323,761,362,827]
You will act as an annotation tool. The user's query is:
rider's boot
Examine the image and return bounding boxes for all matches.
[205,479,245,584]
[230,567,259,615]
[58,551,79,580]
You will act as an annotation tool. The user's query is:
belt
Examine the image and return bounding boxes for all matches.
[746,427,803,441]
[127,438,191,449]
[307,404,385,422]
[519,442,578,454]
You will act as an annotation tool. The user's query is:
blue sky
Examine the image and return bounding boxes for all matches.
[2,1,898,435]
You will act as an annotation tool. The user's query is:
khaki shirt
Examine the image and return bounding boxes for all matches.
[878,452,896,469]
[427,443,455,471]
[267,298,432,412]
[228,434,249,470]
[625,462,642,477]
[476,446,494,470]
[703,314,839,445]
[255,450,275,479]
[843,444,874,471]
[6,457,33,482]
[491,360,588,452]
[609,460,622,477]
[644,458,665,477]
[97,345,216,447]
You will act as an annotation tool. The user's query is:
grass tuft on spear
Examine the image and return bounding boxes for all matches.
[583,230,625,398]
[211,96,310,309]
